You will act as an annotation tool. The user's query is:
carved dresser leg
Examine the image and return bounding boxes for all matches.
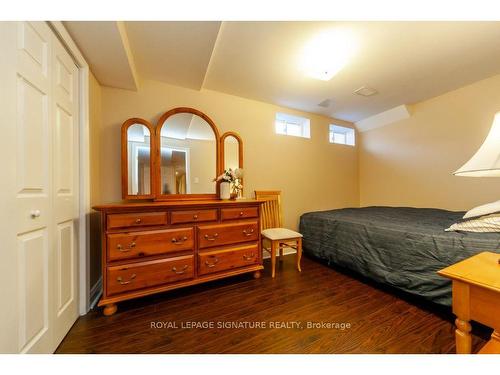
[455,318,472,354]
[103,303,117,316]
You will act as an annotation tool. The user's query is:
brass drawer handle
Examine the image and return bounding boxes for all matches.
[135,218,142,224]
[242,228,255,236]
[171,236,188,244]
[172,265,188,274]
[239,211,244,216]
[117,274,136,285]
[205,257,219,268]
[193,214,198,220]
[204,233,219,241]
[243,253,255,261]
[116,242,136,252]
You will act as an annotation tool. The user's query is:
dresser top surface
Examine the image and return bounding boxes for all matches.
[93,198,263,212]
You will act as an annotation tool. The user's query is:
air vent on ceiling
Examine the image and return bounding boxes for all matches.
[318,98,332,108]
[354,86,378,97]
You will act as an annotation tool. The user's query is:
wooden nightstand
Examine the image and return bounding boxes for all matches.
[438,252,500,354]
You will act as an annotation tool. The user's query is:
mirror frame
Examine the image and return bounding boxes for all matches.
[154,107,221,200]
[121,118,156,200]
[220,131,243,170]
[220,131,244,193]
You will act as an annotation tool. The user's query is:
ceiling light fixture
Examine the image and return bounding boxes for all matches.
[299,28,357,81]
[354,86,378,97]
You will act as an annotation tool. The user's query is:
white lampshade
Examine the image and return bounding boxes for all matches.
[454,111,500,177]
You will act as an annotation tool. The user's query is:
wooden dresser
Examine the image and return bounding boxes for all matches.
[94,199,264,315]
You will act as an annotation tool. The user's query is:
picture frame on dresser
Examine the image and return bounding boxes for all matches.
[94,107,263,316]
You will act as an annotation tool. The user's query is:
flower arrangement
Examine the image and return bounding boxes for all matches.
[214,168,244,198]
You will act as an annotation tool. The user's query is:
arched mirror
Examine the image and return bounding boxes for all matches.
[221,132,243,171]
[121,118,155,199]
[155,108,220,199]
[220,131,244,197]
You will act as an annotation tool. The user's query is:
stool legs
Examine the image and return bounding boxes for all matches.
[265,237,302,278]
[271,240,278,278]
[297,237,302,272]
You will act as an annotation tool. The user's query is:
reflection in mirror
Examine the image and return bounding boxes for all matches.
[127,124,151,195]
[224,135,240,171]
[160,113,216,195]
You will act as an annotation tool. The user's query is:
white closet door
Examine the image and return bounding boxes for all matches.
[0,21,79,353]
[51,29,79,346]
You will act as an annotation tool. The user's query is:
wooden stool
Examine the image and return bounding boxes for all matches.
[255,190,303,278]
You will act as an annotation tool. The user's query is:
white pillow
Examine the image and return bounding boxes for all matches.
[463,199,500,219]
[446,213,500,232]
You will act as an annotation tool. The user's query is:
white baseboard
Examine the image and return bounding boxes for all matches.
[89,276,102,310]
[262,247,297,259]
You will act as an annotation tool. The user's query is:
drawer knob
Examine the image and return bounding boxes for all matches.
[243,253,255,261]
[171,236,188,244]
[117,274,136,285]
[135,218,142,224]
[204,233,219,241]
[239,211,244,216]
[172,265,188,274]
[242,228,255,236]
[193,214,198,220]
[205,257,219,268]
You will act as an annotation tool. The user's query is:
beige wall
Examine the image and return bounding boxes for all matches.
[89,72,102,289]
[359,73,500,211]
[98,79,359,230]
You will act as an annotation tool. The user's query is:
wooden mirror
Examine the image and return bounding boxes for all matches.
[155,108,220,200]
[221,131,243,170]
[121,118,155,200]
[220,131,243,196]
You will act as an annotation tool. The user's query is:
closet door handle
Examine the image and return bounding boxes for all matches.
[242,228,254,236]
[30,210,41,218]
[117,274,136,285]
[243,253,255,261]
[171,236,188,244]
[172,265,188,274]
[205,257,219,268]
[204,233,219,241]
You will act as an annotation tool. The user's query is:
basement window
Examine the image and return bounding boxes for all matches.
[275,113,310,139]
[329,124,355,146]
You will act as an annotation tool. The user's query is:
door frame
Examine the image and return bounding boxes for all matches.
[48,21,91,316]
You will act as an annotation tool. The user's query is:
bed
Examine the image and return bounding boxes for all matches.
[299,206,500,306]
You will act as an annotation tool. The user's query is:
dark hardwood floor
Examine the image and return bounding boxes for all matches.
[56,254,490,354]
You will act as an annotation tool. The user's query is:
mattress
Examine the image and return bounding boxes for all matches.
[299,206,500,306]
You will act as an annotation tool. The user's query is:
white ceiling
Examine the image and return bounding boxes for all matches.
[64,21,139,90]
[126,22,221,90]
[64,21,500,123]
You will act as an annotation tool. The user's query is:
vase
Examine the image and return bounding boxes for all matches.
[220,182,231,200]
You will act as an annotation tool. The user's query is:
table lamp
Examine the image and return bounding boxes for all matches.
[454,112,500,177]
[454,111,500,264]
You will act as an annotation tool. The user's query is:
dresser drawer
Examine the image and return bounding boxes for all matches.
[198,245,259,276]
[221,207,259,221]
[170,209,217,224]
[107,228,194,261]
[198,221,259,249]
[107,212,167,230]
[106,255,194,296]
